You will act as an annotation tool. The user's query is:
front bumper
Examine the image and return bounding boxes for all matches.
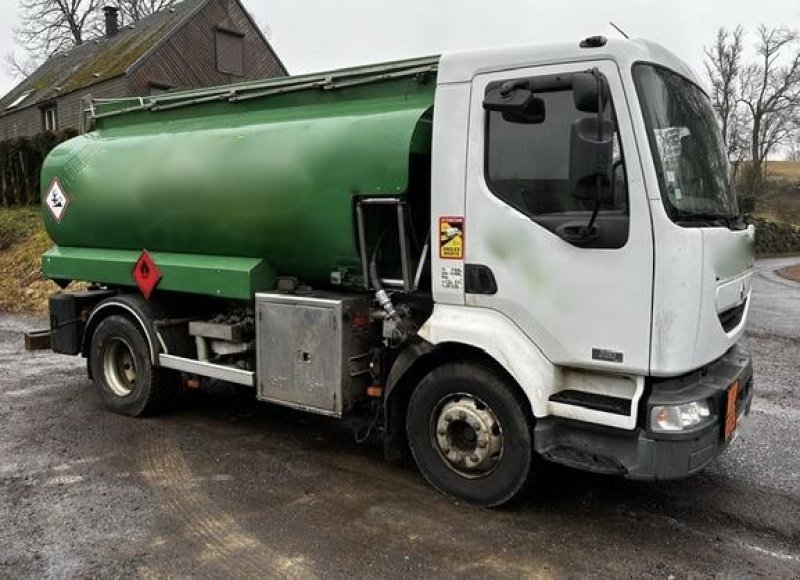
[534,343,754,480]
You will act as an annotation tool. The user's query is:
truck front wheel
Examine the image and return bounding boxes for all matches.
[89,314,179,417]
[406,361,534,506]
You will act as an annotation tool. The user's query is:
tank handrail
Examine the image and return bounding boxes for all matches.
[230,66,435,104]
[92,59,439,121]
[355,197,415,294]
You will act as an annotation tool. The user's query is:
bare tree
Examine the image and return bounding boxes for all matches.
[116,0,176,23]
[786,117,800,161]
[704,26,750,183]
[14,0,102,63]
[739,25,800,193]
[4,51,38,81]
[705,27,746,155]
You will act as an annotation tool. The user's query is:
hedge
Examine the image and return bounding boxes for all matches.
[0,129,78,206]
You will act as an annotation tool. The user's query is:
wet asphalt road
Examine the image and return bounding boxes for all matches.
[1,258,799,578]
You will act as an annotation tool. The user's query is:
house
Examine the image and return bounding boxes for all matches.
[0,0,287,139]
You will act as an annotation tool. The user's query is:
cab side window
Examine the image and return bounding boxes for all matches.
[484,77,629,249]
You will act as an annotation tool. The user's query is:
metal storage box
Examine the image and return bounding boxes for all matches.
[255,292,373,417]
[49,290,114,354]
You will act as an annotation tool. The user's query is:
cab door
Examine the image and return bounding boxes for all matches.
[464,60,653,374]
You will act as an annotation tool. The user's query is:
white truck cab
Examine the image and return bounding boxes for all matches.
[406,37,754,500]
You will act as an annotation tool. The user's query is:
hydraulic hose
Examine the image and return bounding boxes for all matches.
[369,232,398,320]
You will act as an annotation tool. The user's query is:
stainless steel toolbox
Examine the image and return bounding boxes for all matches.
[255,291,374,417]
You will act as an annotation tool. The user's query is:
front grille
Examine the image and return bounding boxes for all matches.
[718,299,747,333]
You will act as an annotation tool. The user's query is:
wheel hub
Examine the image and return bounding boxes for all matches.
[103,339,137,397]
[434,395,503,477]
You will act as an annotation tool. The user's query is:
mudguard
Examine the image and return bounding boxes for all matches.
[413,304,557,417]
[82,294,173,364]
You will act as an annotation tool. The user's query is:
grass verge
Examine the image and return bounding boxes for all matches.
[0,207,68,316]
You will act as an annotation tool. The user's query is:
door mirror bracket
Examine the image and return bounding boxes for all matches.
[484,81,546,124]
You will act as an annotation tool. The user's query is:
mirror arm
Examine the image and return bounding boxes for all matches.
[587,174,602,232]
[500,79,530,96]
[586,69,606,233]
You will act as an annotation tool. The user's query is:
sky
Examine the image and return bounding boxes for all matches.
[0,0,799,96]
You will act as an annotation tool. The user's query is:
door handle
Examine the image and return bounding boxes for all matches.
[556,221,600,245]
[465,264,498,295]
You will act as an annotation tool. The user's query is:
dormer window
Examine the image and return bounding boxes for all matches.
[5,90,33,110]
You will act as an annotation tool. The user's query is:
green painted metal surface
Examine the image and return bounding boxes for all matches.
[41,57,438,297]
[43,247,276,300]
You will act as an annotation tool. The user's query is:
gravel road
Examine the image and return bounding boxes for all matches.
[1,258,799,578]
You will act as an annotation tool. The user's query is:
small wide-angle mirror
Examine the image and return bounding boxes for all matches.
[501,97,545,124]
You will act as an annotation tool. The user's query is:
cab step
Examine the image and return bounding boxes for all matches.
[548,390,631,415]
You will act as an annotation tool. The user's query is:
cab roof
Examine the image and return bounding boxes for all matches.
[437,38,700,87]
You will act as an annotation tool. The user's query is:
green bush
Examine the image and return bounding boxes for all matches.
[749,216,800,255]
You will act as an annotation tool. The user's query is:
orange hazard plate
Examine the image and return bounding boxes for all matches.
[724,380,740,440]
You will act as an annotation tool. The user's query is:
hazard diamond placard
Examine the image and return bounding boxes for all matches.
[133,250,162,299]
[45,178,69,223]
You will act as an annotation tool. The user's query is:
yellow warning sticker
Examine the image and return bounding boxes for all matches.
[439,216,464,260]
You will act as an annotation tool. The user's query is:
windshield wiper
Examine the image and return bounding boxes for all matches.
[673,211,734,228]
[727,213,748,230]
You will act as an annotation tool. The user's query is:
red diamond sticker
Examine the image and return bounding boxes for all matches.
[132,250,162,299]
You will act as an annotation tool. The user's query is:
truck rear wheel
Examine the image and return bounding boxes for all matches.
[406,361,534,506]
[89,314,178,417]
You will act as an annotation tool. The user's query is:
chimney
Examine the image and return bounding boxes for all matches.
[103,6,119,37]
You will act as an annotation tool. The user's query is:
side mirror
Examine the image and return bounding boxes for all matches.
[572,70,608,113]
[570,117,615,203]
[484,81,546,124]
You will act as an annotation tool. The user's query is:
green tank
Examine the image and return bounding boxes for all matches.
[41,57,438,299]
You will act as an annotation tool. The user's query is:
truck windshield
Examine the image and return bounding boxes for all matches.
[634,64,740,226]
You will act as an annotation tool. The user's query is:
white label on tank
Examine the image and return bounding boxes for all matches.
[45,178,69,222]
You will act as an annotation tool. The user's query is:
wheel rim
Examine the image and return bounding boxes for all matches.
[431,393,503,479]
[102,338,137,397]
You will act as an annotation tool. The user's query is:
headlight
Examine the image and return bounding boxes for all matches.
[650,400,711,432]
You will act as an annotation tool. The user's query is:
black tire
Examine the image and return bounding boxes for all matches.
[89,314,179,417]
[406,361,534,507]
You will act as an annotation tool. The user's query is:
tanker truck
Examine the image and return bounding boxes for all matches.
[37,36,755,506]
